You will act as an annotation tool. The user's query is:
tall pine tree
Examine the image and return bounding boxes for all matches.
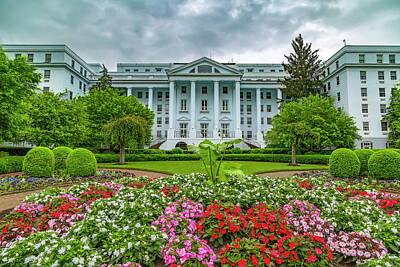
[91,64,113,91]
[384,84,400,147]
[280,34,323,100]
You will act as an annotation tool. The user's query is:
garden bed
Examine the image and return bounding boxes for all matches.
[0,171,398,266]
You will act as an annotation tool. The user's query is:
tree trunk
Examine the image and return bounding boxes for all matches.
[120,142,125,164]
[290,136,298,166]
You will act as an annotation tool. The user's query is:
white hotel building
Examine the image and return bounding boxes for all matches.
[2,44,399,150]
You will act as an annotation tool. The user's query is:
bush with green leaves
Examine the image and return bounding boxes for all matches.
[329,148,360,178]
[53,146,73,171]
[0,156,24,174]
[66,148,97,177]
[22,147,55,177]
[368,149,400,180]
[171,147,184,154]
[354,149,375,176]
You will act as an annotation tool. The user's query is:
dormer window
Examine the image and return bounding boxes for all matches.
[134,69,139,72]
[259,69,264,72]
[247,68,253,72]
[145,69,150,72]
[156,68,162,72]
[126,69,130,72]
[198,65,212,73]
[271,69,275,72]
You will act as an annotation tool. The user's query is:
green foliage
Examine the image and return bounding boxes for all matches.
[368,149,400,180]
[0,146,31,156]
[66,148,97,177]
[91,64,113,91]
[188,139,243,185]
[354,149,375,176]
[384,83,400,147]
[280,34,323,99]
[26,91,89,147]
[0,151,9,158]
[171,147,184,154]
[52,146,73,171]
[22,147,55,177]
[0,156,24,174]
[329,148,360,178]
[0,47,41,142]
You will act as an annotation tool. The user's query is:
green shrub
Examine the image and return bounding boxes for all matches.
[22,147,55,177]
[0,146,31,156]
[0,156,24,174]
[53,147,73,171]
[66,148,97,177]
[354,149,375,176]
[368,149,400,180]
[171,147,184,154]
[0,151,9,158]
[329,148,360,178]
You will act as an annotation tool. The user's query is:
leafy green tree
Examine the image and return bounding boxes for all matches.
[25,91,89,147]
[103,115,151,164]
[0,47,41,142]
[280,34,323,100]
[80,87,154,147]
[266,94,360,165]
[384,83,400,147]
[91,64,113,91]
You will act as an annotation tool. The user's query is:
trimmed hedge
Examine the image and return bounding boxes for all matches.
[354,149,375,176]
[0,146,31,156]
[0,156,24,174]
[66,148,97,177]
[22,147,55,177]
[53,147,73,171]
[329,148,360,178]
[95,153,329,164]
[368,149,400,180]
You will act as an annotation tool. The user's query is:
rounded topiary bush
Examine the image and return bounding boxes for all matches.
[22,147,55,177]
[66,148,97,177]
[354,149,375,176]
[53,146,73,171]
[368,149,400,180]
[329,148,360,178]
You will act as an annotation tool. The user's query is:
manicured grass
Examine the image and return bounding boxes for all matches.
[98,160,327,175]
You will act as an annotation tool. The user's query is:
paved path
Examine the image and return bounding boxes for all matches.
[258,170,328,178]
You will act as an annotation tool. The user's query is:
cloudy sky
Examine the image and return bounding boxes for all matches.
[1,0,399,70]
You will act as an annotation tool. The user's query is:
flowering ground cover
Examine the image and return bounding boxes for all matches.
[0,171,399,266]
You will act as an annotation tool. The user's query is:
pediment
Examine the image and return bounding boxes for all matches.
[168,57,242,76]
[220,116,232,122]
[177,116,190,121]
[198,116,211,122]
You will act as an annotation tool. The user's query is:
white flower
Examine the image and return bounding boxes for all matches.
[58,247,66,254]
[72,257,79,264]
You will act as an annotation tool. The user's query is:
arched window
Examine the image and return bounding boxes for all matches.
[175,142,188,150]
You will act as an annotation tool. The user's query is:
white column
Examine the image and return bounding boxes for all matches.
[148,87,153,110]
[167,81,175,138]
[189,81,196,138]
[213,81,219,138]
[234,81,241,138]
[127,88,131,96]
[277,88,282,108]
[256,87,263,143]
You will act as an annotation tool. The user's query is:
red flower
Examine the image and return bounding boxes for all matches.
[264,258,271,265]
[315,248,322,255]
[283,251,290,258]
[307,255,317,262]
[212,233,219,239]
[221,257,228,264]
[328,253,333,260]
[269,233,275,241]
[238,259,247,267]
[251,255,259,266]
[276,258,283,264]
[220,228,227,235]
[289,241,296,249]
[234,243,240,249]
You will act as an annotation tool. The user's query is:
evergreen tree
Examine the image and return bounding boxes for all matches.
[384,84,400,147]
[92,64,113,91]
[280,34,323,100]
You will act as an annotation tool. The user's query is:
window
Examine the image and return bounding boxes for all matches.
[166,92,169,100]
[15,53,21,58]
[180,123,188,138]
[267,105,272,112]
[259,69,264,72]
[157,130,162,138]
[156,68,162,72]
[69,91,73,100]
[363,122,369,131]
[337,92,341,101]
[27,53,34,63]
[70,75,74,85]
[221,123,229,137]
[157,105,162,114]
[247,131,252,139]
[80,67,83,74]
[157,117,162,127]
[222,100,229,111]
[336,76,340,85]
[222,86,228,94]
[362,104,368,114]
[391,71,397,80]
[165,104,169,114]
[359,54,365,64]
[361,141,373,149]
[266,92,271,99]
[43,87,49,92]
[201,100,208,111]
[378,71,384,80]
[389,54,396,64]
[165,117,169,125]
[261,117,264,124]
[83,84,86,94]
[381,121,388,131]
[327,67,330,75]
[261,105,264,112]
[240,105,243,114]
[260,92,264,99]
[335,60,339,69]
[157,92,162,101]
[267,117,272,125]
[45,54,52,63]
[84,70,87,77]
[134,69,138,72]
[361,88,367,97]
[247,117,252,126]
[146,92,149,98]
[241,117,244,124]
[240,92,243,100]
[180,99,187,111]
[379,88,386,97]
[377,54,383,64]
[138,91,143,98]
[360,71,366,81]
[200,123,208,138]
[271,69,275,72]
[202,86,207,94]
[44,70,51,79]
[246,92,251,100]
[380,104,387,114]
[247,68,253,72]
[181,86,187,94]
[71,60,75,68]
[145,69,150,72]
[247,105,252,114]
[79,81,82,90]
[328,82,331,90]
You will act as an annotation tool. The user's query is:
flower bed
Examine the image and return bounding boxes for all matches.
[0,171,399,266]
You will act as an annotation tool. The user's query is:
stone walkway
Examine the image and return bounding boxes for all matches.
[258,170,328,178]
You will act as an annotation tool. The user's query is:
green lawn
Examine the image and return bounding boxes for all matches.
[98,161,327,175]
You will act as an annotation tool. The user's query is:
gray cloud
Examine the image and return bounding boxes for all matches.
[0,0,399,70]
